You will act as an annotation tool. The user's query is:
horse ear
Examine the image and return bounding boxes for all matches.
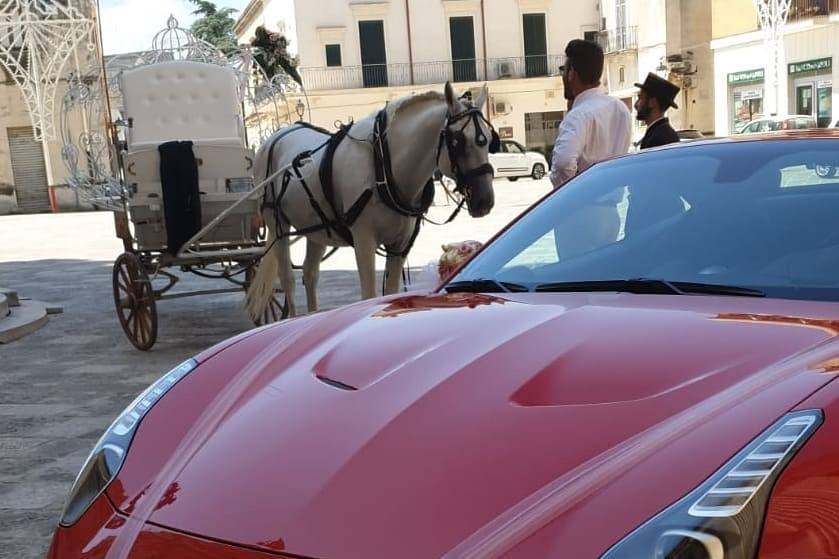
[444,81,457,109]
[474,84,489,110]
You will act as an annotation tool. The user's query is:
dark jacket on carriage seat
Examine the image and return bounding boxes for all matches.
[158,141,202,255]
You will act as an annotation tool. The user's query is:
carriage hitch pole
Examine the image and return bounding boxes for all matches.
[176,159,301,260]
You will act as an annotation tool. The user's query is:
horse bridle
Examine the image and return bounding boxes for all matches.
[439,106,500,200]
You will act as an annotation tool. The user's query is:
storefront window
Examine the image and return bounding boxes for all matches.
[817,82,833,127]
[525,111,565,161]
[732,87,763,133]
[728,69,765,134]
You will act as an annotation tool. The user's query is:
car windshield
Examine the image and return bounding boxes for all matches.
[450,140,839,301]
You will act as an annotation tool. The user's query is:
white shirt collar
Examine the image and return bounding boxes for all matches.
[647,116,667,128]
[572,87,604,106]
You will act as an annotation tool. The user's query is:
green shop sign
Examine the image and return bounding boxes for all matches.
[789,57,832,74]
[728,69,764,85]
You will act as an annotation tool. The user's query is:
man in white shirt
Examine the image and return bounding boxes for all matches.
[550,40,632,189]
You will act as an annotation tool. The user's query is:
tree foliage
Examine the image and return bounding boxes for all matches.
[188,0,238,52]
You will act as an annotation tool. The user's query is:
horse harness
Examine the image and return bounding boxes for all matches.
[261,104,500,258]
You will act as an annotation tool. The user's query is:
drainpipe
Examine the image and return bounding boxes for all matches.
[480,0,489,80]
[405,0,415,85]
[480,0,490,121]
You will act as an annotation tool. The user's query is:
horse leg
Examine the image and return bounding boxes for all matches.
[303,239,327,313]
[384,253,406,295]
[353,232,378,300]
[275,234,298,318]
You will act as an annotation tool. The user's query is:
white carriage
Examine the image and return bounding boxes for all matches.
[62,17,303,350]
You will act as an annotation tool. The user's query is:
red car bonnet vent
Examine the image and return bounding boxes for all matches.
[316,375,358,391]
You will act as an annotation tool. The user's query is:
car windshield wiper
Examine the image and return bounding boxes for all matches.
[445,278,529,294]
[534,278,765,298]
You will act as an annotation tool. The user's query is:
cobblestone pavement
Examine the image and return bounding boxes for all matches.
[0,178,550,558]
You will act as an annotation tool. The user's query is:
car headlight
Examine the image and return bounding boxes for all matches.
[601,410,822,559]
[59,359,197,526]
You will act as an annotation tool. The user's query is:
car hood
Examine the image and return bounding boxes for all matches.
[109,293,839,558]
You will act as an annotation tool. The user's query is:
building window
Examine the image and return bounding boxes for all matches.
[584,30,598,43]
[619,66,625,84]
[450,16,477,82]
[522,13,548,78]
[325,44,342,67]
[615,0,628,50]
[616,0,627,28]
[359,20,387,88]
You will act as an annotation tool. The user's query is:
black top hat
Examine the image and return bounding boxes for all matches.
[635,73,680,109]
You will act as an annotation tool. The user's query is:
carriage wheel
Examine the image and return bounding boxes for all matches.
[245,266,290,326]
[113,252,158,351]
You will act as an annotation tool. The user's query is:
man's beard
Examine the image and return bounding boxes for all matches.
[636,102,650,121]
[563,76,573,102]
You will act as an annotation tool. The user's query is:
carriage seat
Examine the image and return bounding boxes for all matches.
[119,60,258,251]
[122,60,245,149]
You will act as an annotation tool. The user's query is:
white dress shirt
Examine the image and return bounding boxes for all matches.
[550,87,633,188]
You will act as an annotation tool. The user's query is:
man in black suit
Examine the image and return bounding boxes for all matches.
[634,73,681,149]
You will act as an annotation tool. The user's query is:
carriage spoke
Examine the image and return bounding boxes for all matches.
[141,306,152,339]
[136,307,148,338]
[137,310,149,342]
[117,276,130,294]
[119,266,132,290]
[131,314,139,340]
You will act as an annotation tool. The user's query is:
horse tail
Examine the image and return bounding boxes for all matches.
[245,221,279,323]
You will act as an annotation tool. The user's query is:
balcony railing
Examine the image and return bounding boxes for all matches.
[598,27,638,54]
[788,0,839,20]
[298,54,565,92]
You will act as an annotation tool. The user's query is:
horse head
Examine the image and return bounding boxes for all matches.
[442,82,497,218]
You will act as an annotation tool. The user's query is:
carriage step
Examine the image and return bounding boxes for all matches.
[0,300,49,344]
[0,294,8,320]
[44,303,64,315]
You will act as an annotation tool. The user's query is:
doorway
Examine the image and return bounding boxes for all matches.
[450,16,477,82]
[359,20,387,88]
[523,14,548,78]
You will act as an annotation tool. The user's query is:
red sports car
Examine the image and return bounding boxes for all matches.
[51,132,839,558]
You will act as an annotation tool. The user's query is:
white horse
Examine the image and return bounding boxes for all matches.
[246,82,497,320]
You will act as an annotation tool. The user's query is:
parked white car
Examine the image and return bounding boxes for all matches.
[489,140,549,181]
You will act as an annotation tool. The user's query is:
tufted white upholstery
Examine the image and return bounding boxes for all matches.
[121,61,244,148]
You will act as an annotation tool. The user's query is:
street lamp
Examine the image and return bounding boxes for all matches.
[295,99,306,121]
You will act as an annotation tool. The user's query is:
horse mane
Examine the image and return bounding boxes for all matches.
[385,90,448,124]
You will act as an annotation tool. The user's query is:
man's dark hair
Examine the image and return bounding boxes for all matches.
[564,39,604,85]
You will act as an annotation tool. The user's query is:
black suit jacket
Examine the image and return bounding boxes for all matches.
[639,118,680,150]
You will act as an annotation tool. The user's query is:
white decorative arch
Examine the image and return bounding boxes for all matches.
[0,0,94,140]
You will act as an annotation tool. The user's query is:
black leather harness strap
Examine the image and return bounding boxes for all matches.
[261,121,372,247]
[373,110,433,219]
[318,122,357,245]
